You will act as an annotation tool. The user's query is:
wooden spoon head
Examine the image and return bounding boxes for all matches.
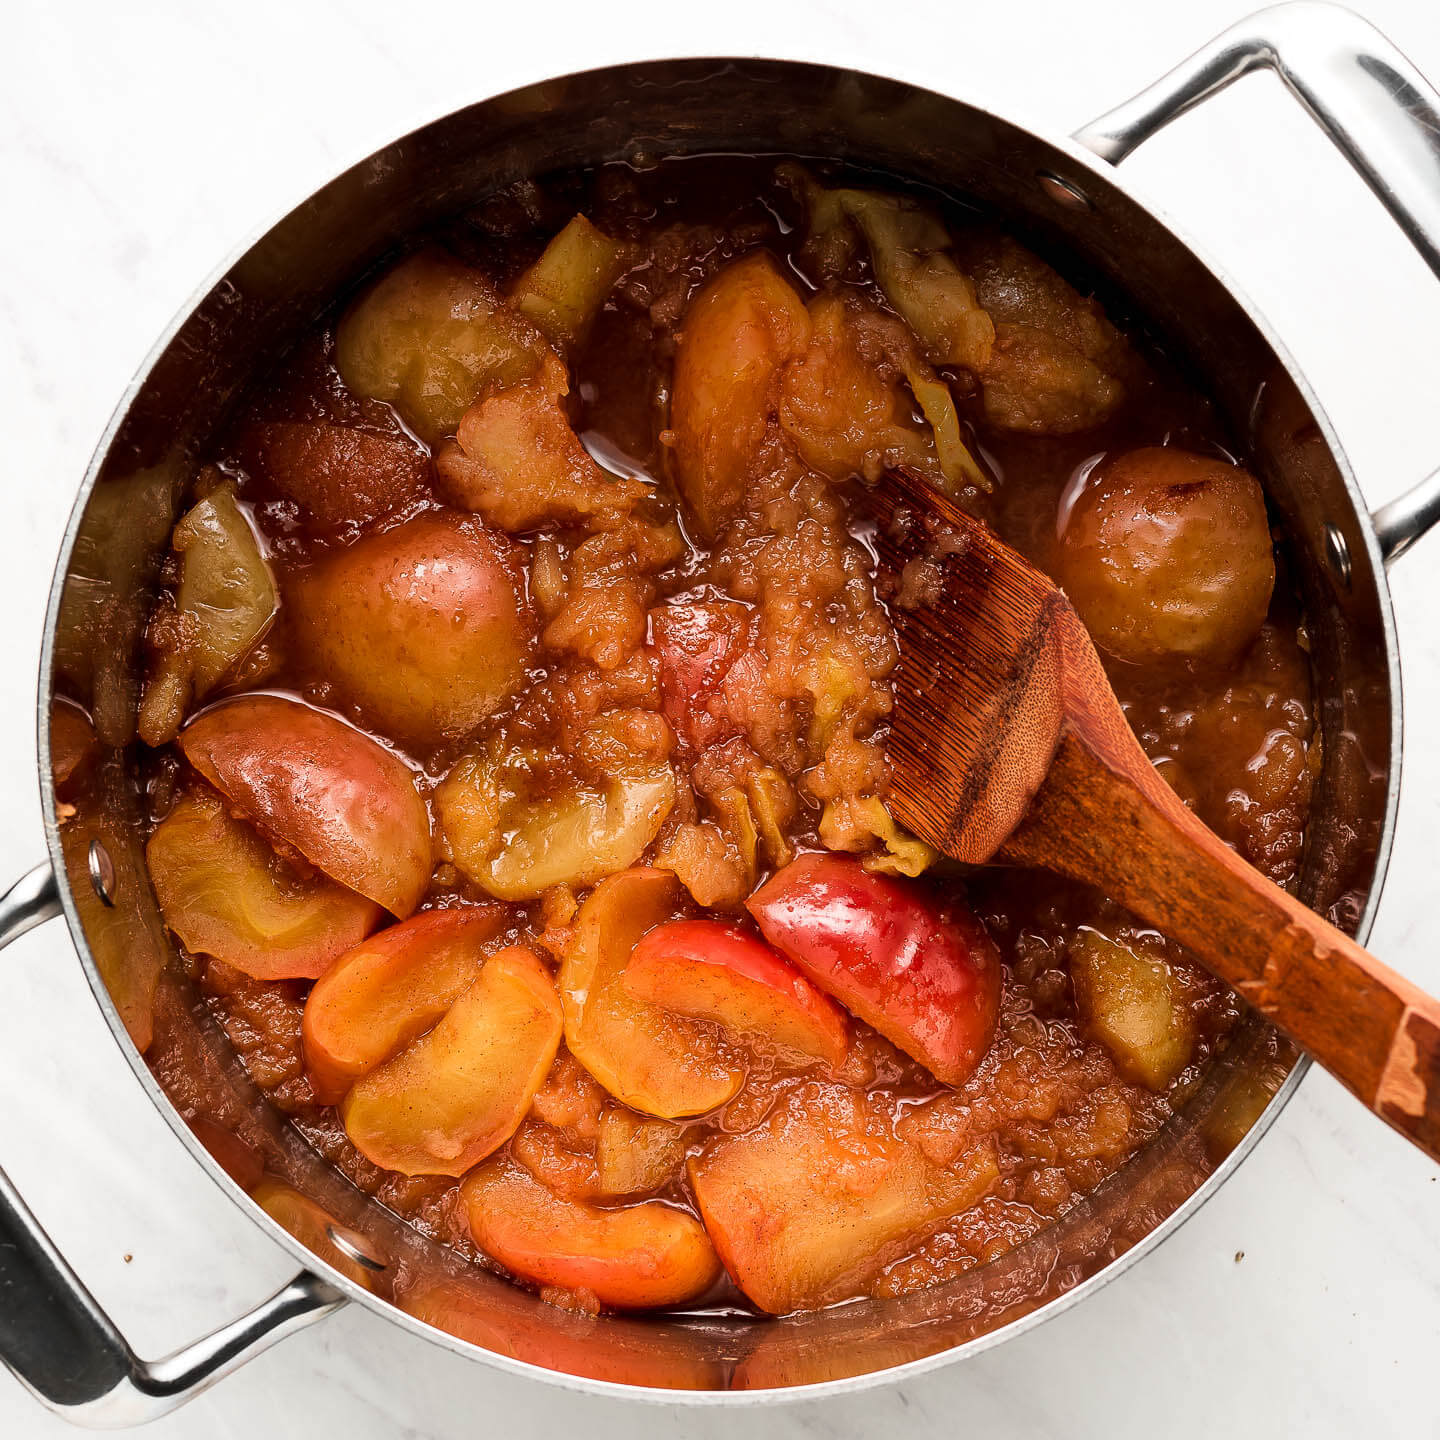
[867,468,1073,864]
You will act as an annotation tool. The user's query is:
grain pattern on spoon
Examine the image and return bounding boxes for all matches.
[871,465,1440,1162]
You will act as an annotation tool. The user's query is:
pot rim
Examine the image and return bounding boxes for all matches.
[32,53,1403,1404]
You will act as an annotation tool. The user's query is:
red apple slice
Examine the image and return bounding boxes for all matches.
[179,693,432,917]
[623,919,847,1068]
[746,853,1001,1085]
[302,906,503,1104]
[462,1155,720,1309]
[558,869,742,1119]
[341,946,562,1176]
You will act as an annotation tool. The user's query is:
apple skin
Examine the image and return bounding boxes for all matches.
[179,693,433,918]
[623,919,848,1068]
[746,853,1001,1085]
[290,509,535,748]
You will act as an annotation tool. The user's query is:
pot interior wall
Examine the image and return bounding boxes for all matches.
[42,60,1393,1391]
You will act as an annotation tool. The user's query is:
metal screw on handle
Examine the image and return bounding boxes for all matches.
[1074,1,1440,563]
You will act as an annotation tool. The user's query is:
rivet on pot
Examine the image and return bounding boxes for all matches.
[87,838,116,907]
[1324,524,1353,589]
[1036,170,1093,212]
[325,1223,388,1273]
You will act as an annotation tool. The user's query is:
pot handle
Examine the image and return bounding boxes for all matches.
[1073,0,1440,565]
[0,862,348,1427]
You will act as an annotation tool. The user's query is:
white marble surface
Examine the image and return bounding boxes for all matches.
[3,0,1440,1433]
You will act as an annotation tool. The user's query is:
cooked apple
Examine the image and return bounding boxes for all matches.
[623,919,848,1068]
[689,1083,999,1313]
[669,252,810,538]
[650,600,769,753]
[302,906,504,1103]
[437,351,650,532]
[747,853,1001,1085]
[594,1107,687,1197]
[178,694,432,917]
[1055,446,1275,665]
[334,248,547,444]
[559,869,742,1118]
[147,787,382,980]
[236,420,430,527]
[138,481,279,746]
[436,745,676,902]
[509,214,631,352]
[289,510,535,747]
[1069,929,1196,1089]
[341,947,562,1175]
[462,1156,720,1309]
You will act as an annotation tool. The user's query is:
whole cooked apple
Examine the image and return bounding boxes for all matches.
[290,510,535,747]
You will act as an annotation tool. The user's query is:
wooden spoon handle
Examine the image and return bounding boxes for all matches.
[1002,725,1440,1164]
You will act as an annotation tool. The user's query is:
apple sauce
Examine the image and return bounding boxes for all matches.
[103,153,1318,1318]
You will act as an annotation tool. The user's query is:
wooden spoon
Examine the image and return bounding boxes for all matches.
[870,466,1440,1163]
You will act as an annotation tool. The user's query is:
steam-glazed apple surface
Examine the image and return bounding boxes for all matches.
[105,156,1316,1318]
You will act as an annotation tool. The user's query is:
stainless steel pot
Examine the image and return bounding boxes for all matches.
[5,2,1440,1424]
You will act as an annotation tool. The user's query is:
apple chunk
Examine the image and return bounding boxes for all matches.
[623,920,847,1068]
[689,1083,999,1314]
[179,694,432,917]
[462,1156,720,1309]
[509,214,631,351]
[334,248,547,444]
[669,252,810,538]
[290,511,535,748]
[558,869,742,1119]
[747,853,1001,1084]
[237,420,430,528]
[341,946,562,1176]
[147,787,382,980]
[302,906,504,1104]
[1069,930,1195,1090]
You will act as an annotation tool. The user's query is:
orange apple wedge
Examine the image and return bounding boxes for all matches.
[558,869,742,1119]
[341,946,561,1176]
[462,1156,720,1309]
[302,906,504,1104]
